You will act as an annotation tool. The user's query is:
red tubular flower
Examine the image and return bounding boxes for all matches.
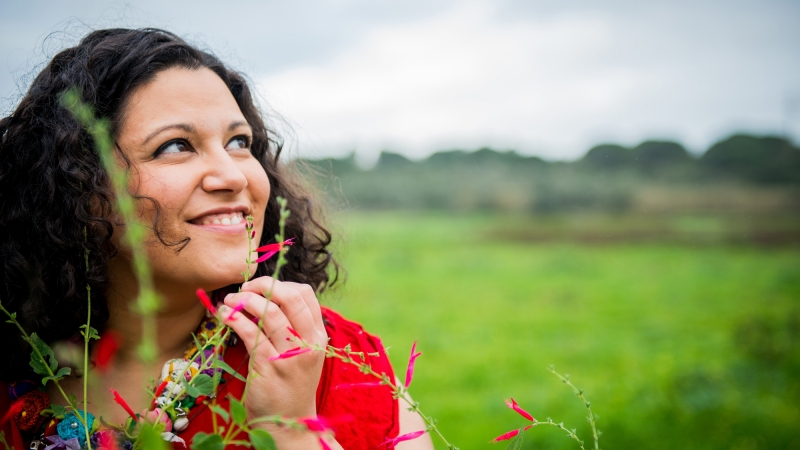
[255,238,295,263]
[287,326,302,340]
[110,389,138,421]
[227,300,247,320]
[196,289,217,315]
[381,430,426,447]
[492,428,520,443]
[404,341,422,389]
[93,330,120,372]
[505,398,535,422]
[299,414,353,433]
[95,430,120,450]
[151,380,169,409]
[299,416,332,432]
[491,425,532,443]
[0,400,23,425]
[268,346,312,361]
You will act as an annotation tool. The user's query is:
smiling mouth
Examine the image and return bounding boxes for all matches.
[190,211,245,226]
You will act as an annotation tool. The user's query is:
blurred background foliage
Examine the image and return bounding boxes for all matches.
[308,133,800,449]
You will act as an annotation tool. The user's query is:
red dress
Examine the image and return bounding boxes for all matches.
[0,307,400,450]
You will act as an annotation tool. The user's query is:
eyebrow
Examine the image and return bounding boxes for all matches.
[141,120,251,146]
[141,123,196,146]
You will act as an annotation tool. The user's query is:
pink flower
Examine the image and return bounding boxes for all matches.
[491,426,533,443]
[299,416,332,432]
[196,289,217,315]
[268,346,312,361]
[382,430,426,447]
[334,381,384,390]
[404,341,422,389]
[287,326,302,340]
[226,299,247,320]
[110,389,138,421]
[505,398,534,422]
[93,430,120,450]
[299,414,353,432]
[319,438,332,450]
[255,238,296,263]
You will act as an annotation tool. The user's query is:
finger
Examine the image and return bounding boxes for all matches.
[219,302,278,359]
[224,292,297,351]
[241,278,319,339]
[280,281,325,332]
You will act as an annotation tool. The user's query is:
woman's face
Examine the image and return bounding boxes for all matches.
[115,67,270,294]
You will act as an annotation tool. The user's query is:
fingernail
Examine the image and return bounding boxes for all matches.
[224,293,233,302]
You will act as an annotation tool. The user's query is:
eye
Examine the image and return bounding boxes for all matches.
[226,135,251,150]
[156,139,190,156]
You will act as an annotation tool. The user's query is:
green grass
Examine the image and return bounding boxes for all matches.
[319,211,800,450]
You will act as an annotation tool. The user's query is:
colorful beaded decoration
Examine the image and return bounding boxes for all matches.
[11,312,236,450]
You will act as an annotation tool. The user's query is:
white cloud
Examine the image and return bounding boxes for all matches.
[260,1,648,160]
[258,0,800,161]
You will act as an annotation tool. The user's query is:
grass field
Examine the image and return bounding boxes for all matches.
[319,211,800,450]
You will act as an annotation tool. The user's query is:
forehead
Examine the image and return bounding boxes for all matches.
[119,67,246,142]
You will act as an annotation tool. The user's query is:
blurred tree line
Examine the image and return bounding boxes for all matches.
[300,134,800,214]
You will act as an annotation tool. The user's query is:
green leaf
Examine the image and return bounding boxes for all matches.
[505,430,524,450]
[79,324,100,340]
[42,367,72,386]
[191,373,214,396]
[248,429,277,450]
[229,398,247,426]
[209,405,229,423]
[137,422,167,450]
[28,333,57,376]
[51,404,67,419]
[191,432,224,450]
[184,384,201,398]
[213,360,246,382]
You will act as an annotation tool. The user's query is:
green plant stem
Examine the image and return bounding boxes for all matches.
[82,232,92,448]
[323,345,458,450]
[83,283,92,446]
[0,430,10,450]
[0,301,88,430]
[60,90,160,363]
[548,367,599,450]
[242,197,290,404]
[528,419,587,450]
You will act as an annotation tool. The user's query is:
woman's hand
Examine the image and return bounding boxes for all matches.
[221,277,333,447]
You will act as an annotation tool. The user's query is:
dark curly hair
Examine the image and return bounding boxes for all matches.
[0,28,338,381]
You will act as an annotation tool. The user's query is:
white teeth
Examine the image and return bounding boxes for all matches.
[196,211,245,226]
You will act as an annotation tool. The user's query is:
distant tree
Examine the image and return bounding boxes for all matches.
[426,149,470,166]
[302,152,359,175]
[375,151,415,170]
[701,135,800,183]
[632,141,692,172]
[582,144,632,168]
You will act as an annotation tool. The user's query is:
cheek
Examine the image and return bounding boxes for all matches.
[247,164,271,206]
[132,167,193,223]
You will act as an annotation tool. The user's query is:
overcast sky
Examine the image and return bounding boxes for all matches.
[1,0,798,162]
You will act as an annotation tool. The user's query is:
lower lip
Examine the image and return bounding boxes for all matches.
[188,221,248,235]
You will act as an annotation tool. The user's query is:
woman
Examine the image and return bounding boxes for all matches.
[0,28,434,449]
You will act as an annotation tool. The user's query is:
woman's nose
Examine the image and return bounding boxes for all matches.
[200,147,248,193]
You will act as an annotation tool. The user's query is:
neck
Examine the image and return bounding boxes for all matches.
[105,256,207,363]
